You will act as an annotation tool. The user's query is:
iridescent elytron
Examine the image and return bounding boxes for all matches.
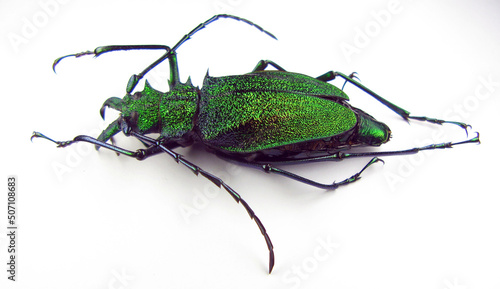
[32,14,480,273]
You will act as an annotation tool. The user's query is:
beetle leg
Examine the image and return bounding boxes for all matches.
[31,132,140,157]
[215,134,479,189]
[30,131,178,160]
[341,72,360,90]
[405,116,472,136]
[268,157,383,189]
[282,133,480,165]
[252,60,287,72]
[337,132,481,159]
[239,157,383,190]
[269,133,480,164]
[316,71,360,89]
[131,132,275,273]
[329,71,471,133]
[53,45,171,73]
[96,119,121,150]
[53,15,276,93]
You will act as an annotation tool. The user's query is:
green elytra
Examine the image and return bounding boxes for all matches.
[198,71,358,152]
[33,14,479,274]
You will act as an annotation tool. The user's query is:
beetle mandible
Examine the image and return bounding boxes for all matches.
[32,14,480,273]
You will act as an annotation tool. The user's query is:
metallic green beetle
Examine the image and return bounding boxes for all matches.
[32,14,480,273]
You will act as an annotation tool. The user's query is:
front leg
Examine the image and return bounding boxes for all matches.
[31,131,141,158]
[30,131,175,160]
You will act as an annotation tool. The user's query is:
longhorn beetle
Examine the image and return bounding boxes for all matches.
[32,14,480,273]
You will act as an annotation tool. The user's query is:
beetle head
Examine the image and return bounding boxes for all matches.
[96,79,198,146]
[97,80,162,145]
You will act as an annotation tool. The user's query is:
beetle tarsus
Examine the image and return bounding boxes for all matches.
[333,157,383,186]
[408,115,471,135]
[342,72,360,90]
[31,131,52,143]
[52,50,95,72]
[453,132,480,145]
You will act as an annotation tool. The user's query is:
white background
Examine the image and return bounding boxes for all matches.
[1,0,499,288]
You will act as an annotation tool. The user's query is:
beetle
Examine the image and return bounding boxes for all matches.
[32,14,480,273]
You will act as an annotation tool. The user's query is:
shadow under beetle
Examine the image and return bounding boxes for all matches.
[32,14,480,273]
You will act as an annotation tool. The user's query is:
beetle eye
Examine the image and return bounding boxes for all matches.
[121,121,131,135]
[131,91,142,100]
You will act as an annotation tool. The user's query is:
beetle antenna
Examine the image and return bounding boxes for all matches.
[125,14,277,93]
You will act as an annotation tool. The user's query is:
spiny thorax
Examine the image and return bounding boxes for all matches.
[121,81,199,138]
[158,81,198,138]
